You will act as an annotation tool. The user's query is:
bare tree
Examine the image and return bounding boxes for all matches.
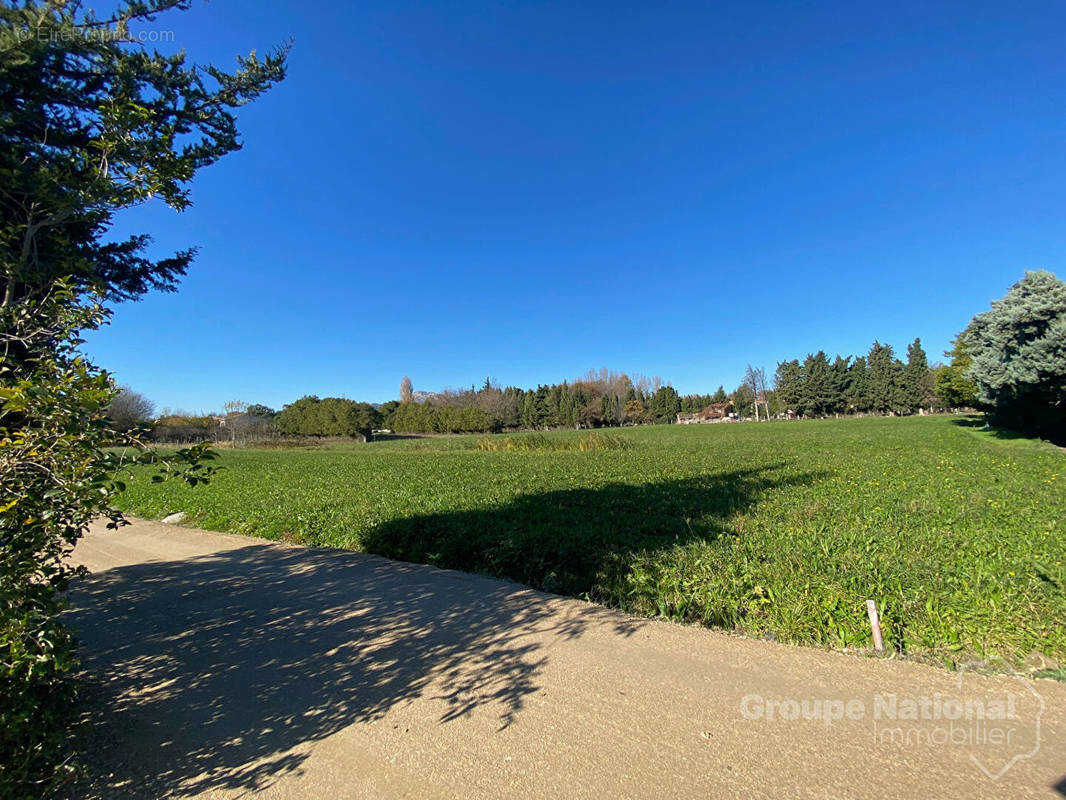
[575,368,631,425]
[400,375,413,404]
[222,399,249,445]
[743,366,759,421]
[107,386,155,430]
[755,367,770,419]
[743,365,770,421]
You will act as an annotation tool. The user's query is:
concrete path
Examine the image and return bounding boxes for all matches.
[66,519,1066,799]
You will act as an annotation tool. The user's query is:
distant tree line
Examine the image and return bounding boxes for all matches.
[772,339,935,417]
[387,371,693,434]
[132,271,1065,444]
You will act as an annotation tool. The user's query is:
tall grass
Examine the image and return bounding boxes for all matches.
[473,432,631,452]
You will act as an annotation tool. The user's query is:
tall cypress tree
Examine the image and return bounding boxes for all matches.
[773,360,802,413]
[801,351,833,416]
[847,356,869,411]
[829,356,851,414]
[904,338,929,412]
[866,342,907,414]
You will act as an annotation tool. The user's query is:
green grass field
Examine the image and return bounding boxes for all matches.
[114,415,1065,669]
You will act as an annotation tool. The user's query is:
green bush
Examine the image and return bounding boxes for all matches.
[0,290,214,797]
[1,0,283,791]
[0,293,114,796]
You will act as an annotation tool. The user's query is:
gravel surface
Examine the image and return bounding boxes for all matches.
[64,518,1066,799]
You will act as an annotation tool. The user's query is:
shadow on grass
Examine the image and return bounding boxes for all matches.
[64,465,818,797]
[362,465,822,600]
[950,414,1064,444]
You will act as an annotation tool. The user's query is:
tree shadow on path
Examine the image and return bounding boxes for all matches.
[67,546,617,798]
[64,465,819,798]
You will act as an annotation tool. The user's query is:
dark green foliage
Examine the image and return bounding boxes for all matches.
[388,373,677,433]
[774,341,934,418]
[904,338,931,410]
[245,404,276,420]
[432,405,492,434]
[773,360,802,412]
[0,0,288,306]
[731,383,755,417]
[828,356,850,414]
[0,2,284,792]
[275,396,379,439]
[865,341,908,414]
[965,270,1066,441]
[680,393,716,414]
[846,356,869,411]
[376,400,400,428]
[799,351,833,416]
[645,385,681,423]
[391,401,491,434]
[0,289,214,797]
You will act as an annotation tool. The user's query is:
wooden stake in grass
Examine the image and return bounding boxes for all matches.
[867,600,885,652]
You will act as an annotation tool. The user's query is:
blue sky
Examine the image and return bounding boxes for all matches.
[84,1,1066,412]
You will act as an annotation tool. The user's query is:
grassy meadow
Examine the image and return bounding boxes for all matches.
[114,415,1065,669]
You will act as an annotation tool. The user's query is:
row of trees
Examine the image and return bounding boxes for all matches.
[386,372,692,433]
[138,344,938,443]
[139,373,705,442]
[772,339,935,418]
[133,272,1066,444]
[764,271,1066,441]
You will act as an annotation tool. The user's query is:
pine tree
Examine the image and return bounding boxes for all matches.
[515,392,533,428]
[965,270,1066,441]
[732,383,755,417]
[647,385,681,423]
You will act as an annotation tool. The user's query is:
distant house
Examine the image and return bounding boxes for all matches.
[677,402,734,424]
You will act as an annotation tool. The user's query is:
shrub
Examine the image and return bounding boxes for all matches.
[275,396,379,439]
[0,289,214,797]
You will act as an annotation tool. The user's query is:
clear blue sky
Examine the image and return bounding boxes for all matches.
[84,1,1066,412]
